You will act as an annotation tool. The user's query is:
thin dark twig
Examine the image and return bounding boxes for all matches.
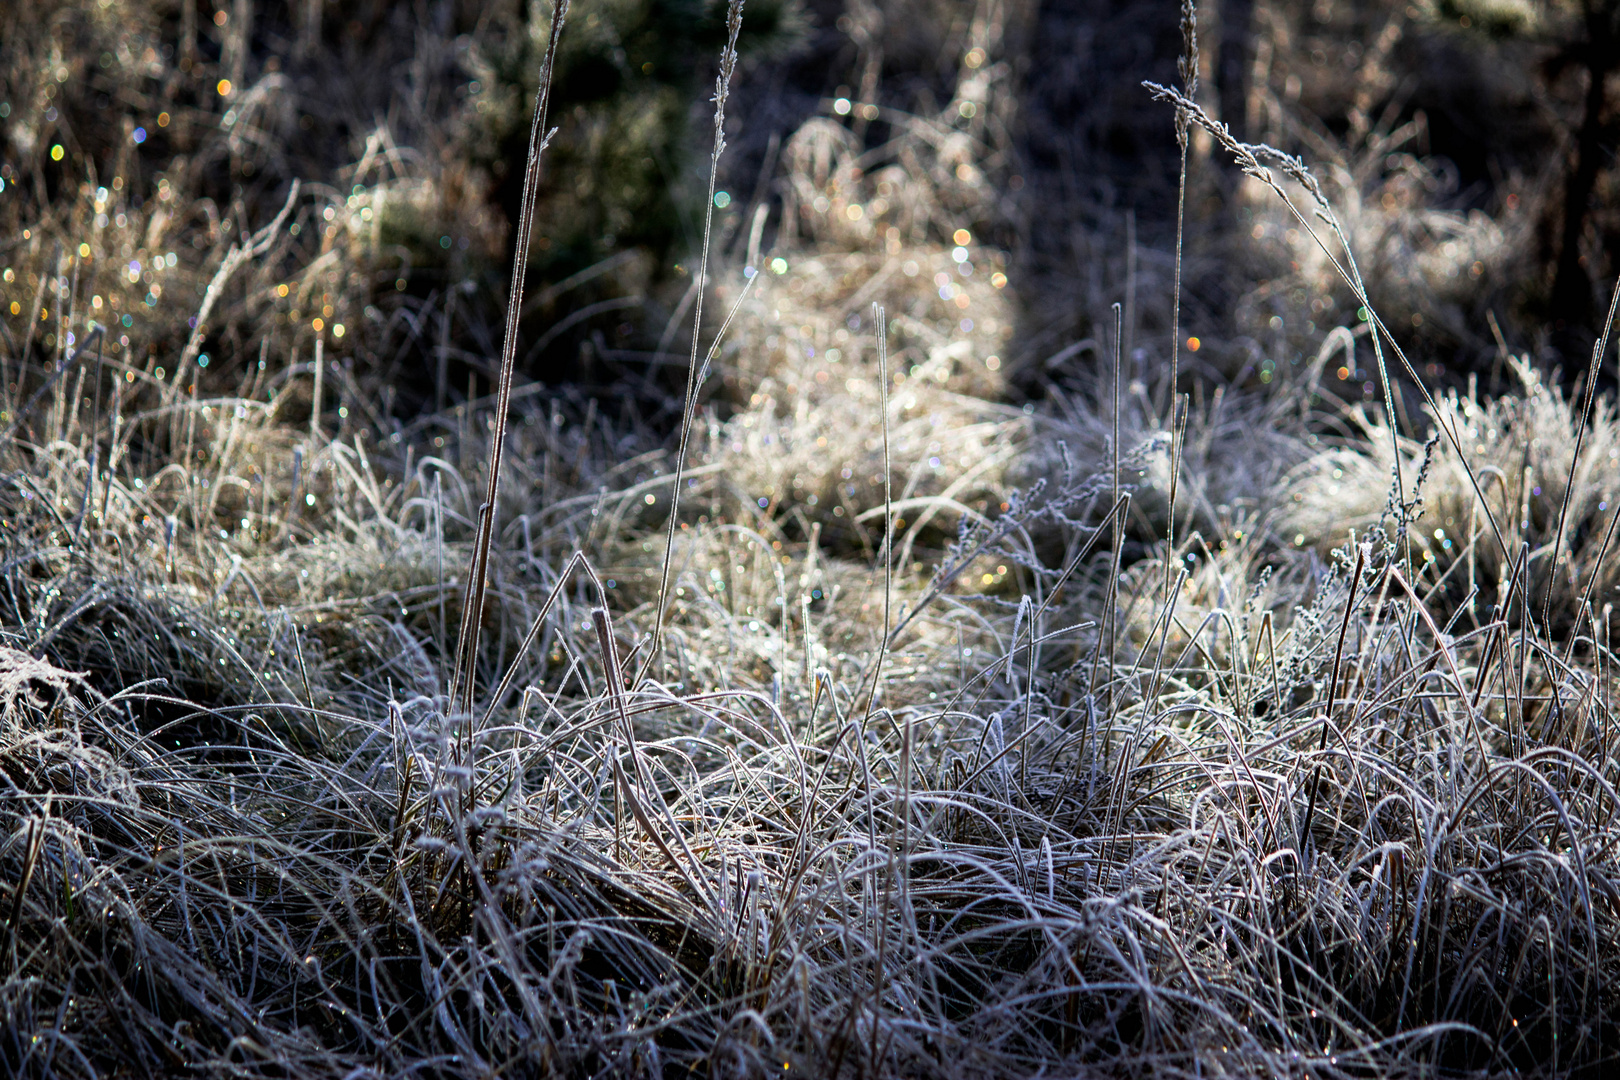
[1546,274,1620,633]
[644,0,748,684]
[451,0,571,721]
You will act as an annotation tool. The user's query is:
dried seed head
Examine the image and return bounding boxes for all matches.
[1176,0,1199,146]
[1177,0,1200,95]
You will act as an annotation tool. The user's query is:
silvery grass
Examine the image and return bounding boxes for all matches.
[6,409,1619,1077]
[1,3,1619,1079]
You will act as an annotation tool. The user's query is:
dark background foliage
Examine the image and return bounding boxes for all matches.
[3,0,1614,413]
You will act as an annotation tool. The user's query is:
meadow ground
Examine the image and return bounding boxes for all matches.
[1,1,1619,1076]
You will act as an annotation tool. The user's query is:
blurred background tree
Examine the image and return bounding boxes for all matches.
[467,0,808,282]
[1430,0,1619,355]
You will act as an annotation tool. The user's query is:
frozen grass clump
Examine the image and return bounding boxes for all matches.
[1,2,1619,1078]
[1017,374,1312,547]
[1284,355,1620,618]
[693,379,1027,556]
[695,27,1029,555]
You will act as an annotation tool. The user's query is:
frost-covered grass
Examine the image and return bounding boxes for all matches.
[1,1,1618,1077]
